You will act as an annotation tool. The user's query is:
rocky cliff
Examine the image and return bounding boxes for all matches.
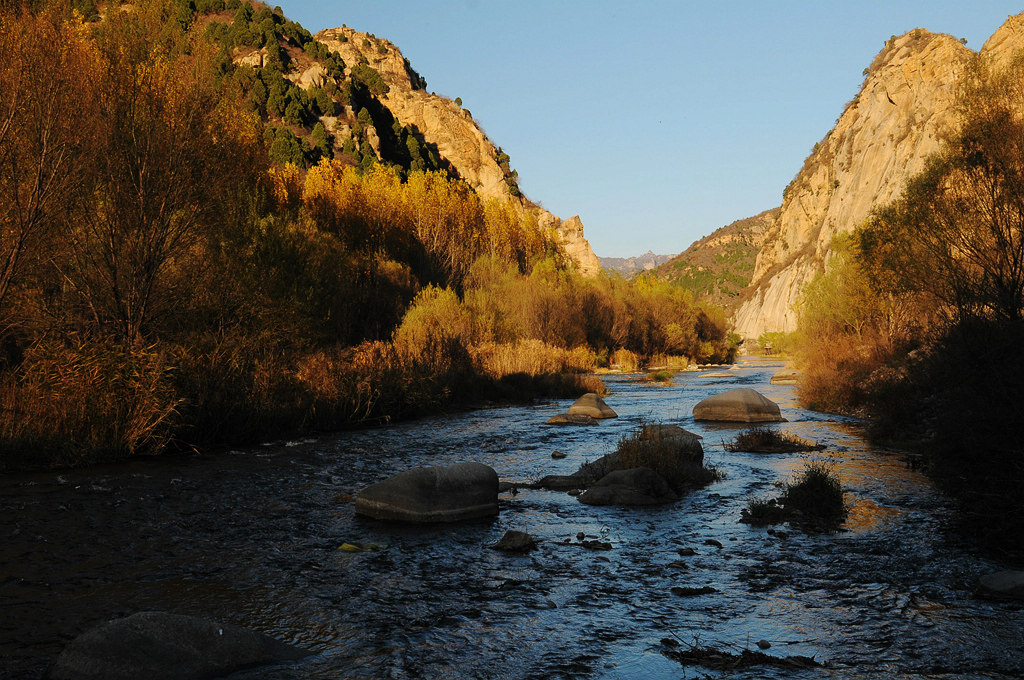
[314,27,601,276]
[730,17,1024,338]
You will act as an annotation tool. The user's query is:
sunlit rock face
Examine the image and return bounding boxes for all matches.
[732,16,1024,339]
[315,27,601,276]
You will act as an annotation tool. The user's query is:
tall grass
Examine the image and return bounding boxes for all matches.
[0,341,179,470]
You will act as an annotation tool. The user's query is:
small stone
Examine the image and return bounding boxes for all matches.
[757,639,772,650]
[579,539,613,551]
[576,531,586,540]
[677,547,696,556]
[704,539,724,549]
[491,530,537,553]
[667,561,690,569]
[552,451,567,459]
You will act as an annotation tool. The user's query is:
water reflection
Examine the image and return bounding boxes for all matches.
[1,358,1022,679]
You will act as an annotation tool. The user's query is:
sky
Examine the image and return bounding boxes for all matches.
[282,1,1024,258]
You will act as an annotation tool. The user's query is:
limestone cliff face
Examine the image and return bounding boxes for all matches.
[315,27,601,276]
[733,24,994,338]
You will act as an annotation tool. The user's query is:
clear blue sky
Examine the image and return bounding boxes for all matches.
[283,1,1023,258]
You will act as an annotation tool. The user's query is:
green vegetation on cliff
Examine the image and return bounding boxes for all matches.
[653,208,778,311]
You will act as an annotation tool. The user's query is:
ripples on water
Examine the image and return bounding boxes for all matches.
[1,358,1022,679]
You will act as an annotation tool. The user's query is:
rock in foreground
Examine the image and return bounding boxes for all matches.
[355,462,499,522]
[568,392,617,419]
[578,467,680,506]
[693,388,784,422]
[46,611,310,680]
[977,570,1024,600]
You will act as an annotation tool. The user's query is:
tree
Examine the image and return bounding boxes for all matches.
[860,58,1024,323]
[64,6,265,348]
[0,6,98,328]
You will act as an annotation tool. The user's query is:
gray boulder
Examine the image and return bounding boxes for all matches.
[578,467,680,506]
[977,570,1024,600]
[46,611,310,680]
[355,462,499,522]
[693,388,784,422]
[568,392,617,419]
[770,369,800,385]
[546,413,598,425]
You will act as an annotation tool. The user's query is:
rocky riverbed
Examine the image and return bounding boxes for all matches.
[2,358,1022,678]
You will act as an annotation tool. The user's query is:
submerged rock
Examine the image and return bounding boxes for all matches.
[546,413,598,426]
[46,611,311,680]
[355,462,499,523]
[693,388,784,422]
[578,467,680,506]
[568,392,617,419]
[977,570,1024,600]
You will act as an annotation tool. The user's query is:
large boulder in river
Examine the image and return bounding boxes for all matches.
[578,467,680,506]
[568,392,617,419]
[46,611,310,680]
[693,388,784,423]
[977,570,1024,600]
[355,462,499,522]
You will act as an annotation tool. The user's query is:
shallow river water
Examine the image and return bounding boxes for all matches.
[2,357,1023,679]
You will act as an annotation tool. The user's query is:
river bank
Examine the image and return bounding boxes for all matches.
[2,358,1022,678]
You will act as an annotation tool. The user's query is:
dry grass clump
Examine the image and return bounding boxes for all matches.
[725,426,825,453]
[647,354,693,371]
[645,370,674,384]
[742,461,846,530]
[470,339,596,377]
[610,348,640,371]
[616,425,719,493]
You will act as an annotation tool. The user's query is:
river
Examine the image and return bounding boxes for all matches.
[1,357,1022,679]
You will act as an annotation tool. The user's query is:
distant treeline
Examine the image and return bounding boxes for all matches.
[0,0,736,470]
[793,55,1024,559]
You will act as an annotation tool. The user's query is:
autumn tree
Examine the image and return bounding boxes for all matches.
[0,6,99,330]
[63,5,265,347]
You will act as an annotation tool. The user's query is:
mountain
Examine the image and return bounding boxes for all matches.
[310,26,602,275]
[652,208,778,310]
[599,251,676,277]
[731,15,1024,338]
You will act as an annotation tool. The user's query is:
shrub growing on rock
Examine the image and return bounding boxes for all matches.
[743,461,845,530]
[616,424,719,493]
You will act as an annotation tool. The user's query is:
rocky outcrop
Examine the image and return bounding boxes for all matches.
[354,462,499,522]
[567,392,617,419]
[693,388,784,422]
[731,20,1007,338]
[314,27,600,276]
[46,612,310,680]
